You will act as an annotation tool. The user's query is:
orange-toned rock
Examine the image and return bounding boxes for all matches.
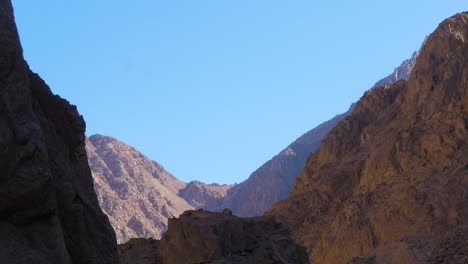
[269,12,468,264]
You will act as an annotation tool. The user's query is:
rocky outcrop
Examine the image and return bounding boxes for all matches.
[86,134,194,243]
[269,12,468,264]
[118,238,160,264]
[118,210,309,264]
[0,1,118,263]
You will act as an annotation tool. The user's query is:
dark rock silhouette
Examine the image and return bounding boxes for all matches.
[118,238,160,264]
[119,210,309,264]
[0,1,118,263]
[269,12,468,264]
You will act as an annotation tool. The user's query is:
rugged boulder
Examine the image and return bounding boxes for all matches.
[118,238,160,264]
[269,12,468,264]
[119,210,308,264]
[0,1,118,263]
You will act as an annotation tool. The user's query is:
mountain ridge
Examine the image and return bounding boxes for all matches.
[86,134,194,243]
[201,48,420,217]
[269,12,468,263]
[89,48,421,241]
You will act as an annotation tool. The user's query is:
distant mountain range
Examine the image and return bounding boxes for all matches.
[199,49,420,217]
[88,49,419,243]
[86,135,231,243]
[117,13,468,263]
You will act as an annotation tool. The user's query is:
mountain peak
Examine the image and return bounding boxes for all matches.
[269,11,468,263]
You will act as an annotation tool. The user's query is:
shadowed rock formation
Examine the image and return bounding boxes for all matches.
[269,12,468,264]
[0,1,118,263]
[118,210,309,264]
[118,238,160,264]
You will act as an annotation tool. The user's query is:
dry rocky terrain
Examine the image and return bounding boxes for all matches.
[269,12,468,264]
[87,135,231,243]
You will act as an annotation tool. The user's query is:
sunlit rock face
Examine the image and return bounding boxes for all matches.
[0,1,118,263]
[269,12,468,264]
[86,134,194,243]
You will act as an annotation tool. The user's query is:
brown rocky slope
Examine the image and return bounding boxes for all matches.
[269,12,468,264]
[87,134,233,243]
[0,1,118,263]
[86,134,194,243]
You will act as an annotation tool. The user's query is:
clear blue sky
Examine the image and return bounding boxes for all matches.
[12,1,466,184]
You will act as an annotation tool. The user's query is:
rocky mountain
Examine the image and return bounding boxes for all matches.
[90,50,420,243]
[206,51,419,218]
[269,12,468,264]
[118,209,308,264]
[86,134,194,243]
[0,1,117,263]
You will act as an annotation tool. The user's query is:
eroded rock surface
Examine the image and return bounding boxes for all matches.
[0,1,118,263]
[269,12,468,264]
[119,210,308,264]
[87,134,194,243]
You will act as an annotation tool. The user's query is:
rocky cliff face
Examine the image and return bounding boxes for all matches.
[269,12,468,264]
[0,1,118,263]
[86,134,194,243]
[119,209,309,264]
